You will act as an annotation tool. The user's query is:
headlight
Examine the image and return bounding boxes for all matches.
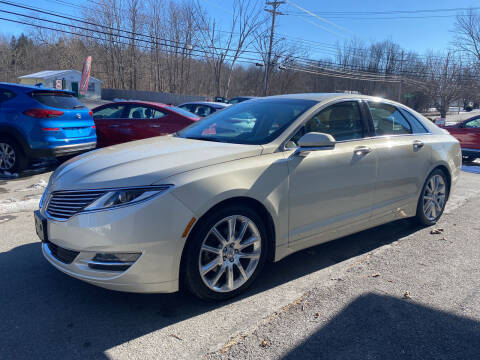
[83,185,172,211]
[39,187,48,209]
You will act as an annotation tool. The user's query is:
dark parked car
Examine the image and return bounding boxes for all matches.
[0,82,96,172]
[228,96,256,105]
[178,101,230,117]
[92,101,200,147]
[442,116,480,161]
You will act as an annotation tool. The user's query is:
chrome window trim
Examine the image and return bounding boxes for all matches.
[280,98,367,151]
[45,185,174,221]
[281,99,435,151]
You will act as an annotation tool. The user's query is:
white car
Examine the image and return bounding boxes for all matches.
[34,94,462,300]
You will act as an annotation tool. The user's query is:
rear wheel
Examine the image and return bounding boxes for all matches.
[183,205,267,301]
[0,136,27,173]
[415,169,449,226]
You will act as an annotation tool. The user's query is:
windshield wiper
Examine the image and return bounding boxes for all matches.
[185,136,221,142]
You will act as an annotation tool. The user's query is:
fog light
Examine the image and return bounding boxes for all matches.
[92,253,141,263]
[88,253,141,271]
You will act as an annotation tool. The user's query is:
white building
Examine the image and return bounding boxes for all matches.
[18,70,102,99]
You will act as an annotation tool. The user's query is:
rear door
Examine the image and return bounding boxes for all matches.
[365,101,432,219]
[92,103,129,147]
[126,105,172,139]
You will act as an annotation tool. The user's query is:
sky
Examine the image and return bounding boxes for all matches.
[0,0,478,59]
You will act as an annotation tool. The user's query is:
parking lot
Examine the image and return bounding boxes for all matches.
[0,163,479,359]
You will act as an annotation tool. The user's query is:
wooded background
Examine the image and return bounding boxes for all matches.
[2,0,480,115]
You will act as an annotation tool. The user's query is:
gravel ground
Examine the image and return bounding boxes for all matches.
[0,170,479,360]
[207,181,480,360]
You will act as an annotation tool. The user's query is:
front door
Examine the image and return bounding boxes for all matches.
[286,100,377,251]
[455,118,480,150]
[92,103,129,147]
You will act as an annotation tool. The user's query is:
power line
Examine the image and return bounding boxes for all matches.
[286,6,480,16]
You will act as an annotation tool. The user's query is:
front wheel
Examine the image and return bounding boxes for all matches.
[415,169,449,226]
[183,205,268,301]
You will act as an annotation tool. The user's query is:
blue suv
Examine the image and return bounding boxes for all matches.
[0,82,97,172]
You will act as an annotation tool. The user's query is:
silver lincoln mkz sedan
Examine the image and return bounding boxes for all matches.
[35,94,461,300]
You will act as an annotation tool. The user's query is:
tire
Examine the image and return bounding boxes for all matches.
[0,136,28,173]
[183,205,268,301]
[415,169,449,226]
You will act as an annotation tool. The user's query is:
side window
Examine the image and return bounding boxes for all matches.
[195,105,212,117]
[465,118,480,128]
[180,104,194,113]
[401,109,429,134]
[93,104,127,119]
[145,107,166,119]
[0,89,16,103]
[368,102,411,135]
[288,101,364,147]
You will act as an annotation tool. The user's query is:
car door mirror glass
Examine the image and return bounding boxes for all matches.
[297,132,336,148]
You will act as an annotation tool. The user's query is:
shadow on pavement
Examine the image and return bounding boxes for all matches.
[0,219,423,359]
[282,293,479,360]
[0,159,60,181]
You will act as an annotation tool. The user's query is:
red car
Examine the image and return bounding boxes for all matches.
[92,101,200,147]
[442,116,480,161]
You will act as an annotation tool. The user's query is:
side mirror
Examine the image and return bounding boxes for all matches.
[295,132,335,156]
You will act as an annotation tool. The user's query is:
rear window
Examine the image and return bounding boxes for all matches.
[30,91,86,110]
[0,89,16,103]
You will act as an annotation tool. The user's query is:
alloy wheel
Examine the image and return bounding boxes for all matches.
[198,215,262,293]
[0,142,16,171]
[422,174,446,221]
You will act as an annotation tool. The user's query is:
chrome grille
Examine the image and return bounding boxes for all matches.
[46,190,106,220]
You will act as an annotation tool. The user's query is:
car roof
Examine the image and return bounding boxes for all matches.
[261,92,398,103]
[179,101,229,108]
[103,100,169,108]
[0,82,74,95]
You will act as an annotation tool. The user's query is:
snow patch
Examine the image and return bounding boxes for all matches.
[0,198,40,214]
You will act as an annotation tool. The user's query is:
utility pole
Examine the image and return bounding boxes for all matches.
[398,50,404,102]
[263,1,285,96]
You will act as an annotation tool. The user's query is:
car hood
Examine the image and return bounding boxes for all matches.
[49,136,263,191]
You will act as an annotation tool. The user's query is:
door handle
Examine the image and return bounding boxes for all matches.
[108,124,120,128]
[413,140,424,149]
[354,146,372,156]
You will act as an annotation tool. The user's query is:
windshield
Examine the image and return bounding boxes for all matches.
[166,105,198,119]
[177,99,316,145]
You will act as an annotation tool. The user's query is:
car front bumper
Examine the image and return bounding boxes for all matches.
[40,192,194,293]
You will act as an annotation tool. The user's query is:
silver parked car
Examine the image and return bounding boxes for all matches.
[35,94,461,300]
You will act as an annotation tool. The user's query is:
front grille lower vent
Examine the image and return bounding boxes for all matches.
[46,190,106,220]
[47,242,79,264]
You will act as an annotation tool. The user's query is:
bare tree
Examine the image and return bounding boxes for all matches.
[425,52,464,118]
[453,9,480,61]
[194,0,264,97]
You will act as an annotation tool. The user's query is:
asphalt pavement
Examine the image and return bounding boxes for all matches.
[0,167,479,360]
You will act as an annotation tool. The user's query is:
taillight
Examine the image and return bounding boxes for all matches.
[42,128,60,131]
[24,109,64,118]
[92,125,96,129]
[89,111,93,117]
